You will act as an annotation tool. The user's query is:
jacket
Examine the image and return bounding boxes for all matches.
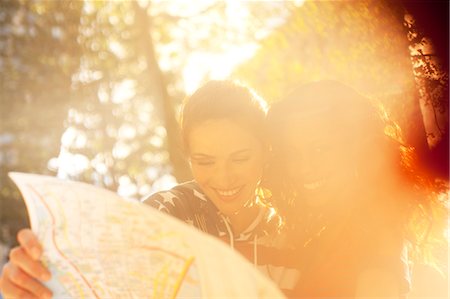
[142,181,300,296]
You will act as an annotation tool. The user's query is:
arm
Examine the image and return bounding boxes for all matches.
[0,229,52,299]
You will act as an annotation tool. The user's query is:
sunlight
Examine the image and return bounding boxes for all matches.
[111,79,136,103]
[294,0,306,7]
[61,127,87,149]
[151,173,177,192]
[117,175,138,197]
[1,1,448,297]
[149,0,291,94]
[118,123,137,140]
[108,39,127,59]
[112,141,132,159]
[56,150,90,178]
[183,44,259,94]
[178,0,291,93]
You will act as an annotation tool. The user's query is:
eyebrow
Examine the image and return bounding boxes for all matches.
[190,149,251,159]
[190,153,214,159]
[231,149,252,156]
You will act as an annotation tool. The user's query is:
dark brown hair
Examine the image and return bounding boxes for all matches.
[266,80,447,264]
[180,80,268,152]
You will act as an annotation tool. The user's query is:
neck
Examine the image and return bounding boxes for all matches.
[228,203,262,235]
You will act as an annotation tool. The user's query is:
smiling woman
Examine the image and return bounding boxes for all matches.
[142,80,299,295]
[266,80,448,298]
[188,118,265,226]
[144,80,270,235]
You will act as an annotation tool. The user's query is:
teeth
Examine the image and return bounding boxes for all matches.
[303,180,324,190]
[216,187,241,197]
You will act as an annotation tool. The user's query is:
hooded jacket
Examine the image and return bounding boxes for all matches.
[142,181,300,296]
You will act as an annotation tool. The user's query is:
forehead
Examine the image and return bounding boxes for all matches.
[279,114,352,153]
[188,119,262,155]
[282,112,333,138]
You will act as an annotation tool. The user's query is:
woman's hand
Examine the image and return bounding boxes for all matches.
[0,228,52,299]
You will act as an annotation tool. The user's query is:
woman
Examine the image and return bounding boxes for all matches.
[143,80,279,241]
[143,80,297,294]
[0,80,296,298]
[265,80,447,298]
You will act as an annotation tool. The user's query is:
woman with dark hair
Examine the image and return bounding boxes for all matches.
[144,80,275,239]
[141,80,297,293]
[0,80,297,298]
[3,79,445,299]
[265,80,447,298]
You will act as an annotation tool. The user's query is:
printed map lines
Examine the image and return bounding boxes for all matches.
[26,182,196,299]
[27,184,102,299]
[171,256,195,299]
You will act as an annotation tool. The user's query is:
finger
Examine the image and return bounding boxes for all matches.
[0,264,40,299]
[7,263,53,299]
[9,247,51,281]
[17,229,42,260]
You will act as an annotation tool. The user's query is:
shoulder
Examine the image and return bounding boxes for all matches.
[142,181,201,201]
[141,181,207,214]
[171,181,208,202]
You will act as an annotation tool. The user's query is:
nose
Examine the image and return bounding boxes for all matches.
[213,161,236,188]
[290,151,314,181]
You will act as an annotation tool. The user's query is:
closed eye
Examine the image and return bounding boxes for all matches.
[232,157,250,163]
[192,159,215,166]
[230,149,252,163]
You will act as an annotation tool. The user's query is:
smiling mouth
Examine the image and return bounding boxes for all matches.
[303,179,326,190]
[214,186,243,198]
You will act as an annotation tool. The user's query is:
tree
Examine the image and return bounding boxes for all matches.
[234,0,448,179]
[0,0,83,245]
[234,0,448,282]
[55,0,286,197]
[53,0,190,197]
[399,0,449,179]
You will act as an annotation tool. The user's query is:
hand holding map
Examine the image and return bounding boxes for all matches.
[8,172,285,299]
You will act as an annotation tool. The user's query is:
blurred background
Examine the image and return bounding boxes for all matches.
[0,0,448,296]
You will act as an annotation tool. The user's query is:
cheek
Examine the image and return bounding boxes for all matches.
[245,157,264,181]
[250,164,264,182]
[190,165,212,184]
[230,165,262,183]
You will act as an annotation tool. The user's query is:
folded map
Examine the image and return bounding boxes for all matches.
[9,172,285,299]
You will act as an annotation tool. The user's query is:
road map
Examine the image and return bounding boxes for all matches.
[9,172,285,299]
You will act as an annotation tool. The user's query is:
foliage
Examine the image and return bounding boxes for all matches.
[0,0,83,246]
[0,0,287,245]
[235,0,448,271]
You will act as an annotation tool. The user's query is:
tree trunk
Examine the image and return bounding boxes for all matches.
[133,2,191,182]
[397,0,449,179]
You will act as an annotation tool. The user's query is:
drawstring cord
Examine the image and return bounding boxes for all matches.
[221,214,235,250]
[220,213,259,268]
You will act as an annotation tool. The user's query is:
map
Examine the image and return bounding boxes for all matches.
[9,172,285,299]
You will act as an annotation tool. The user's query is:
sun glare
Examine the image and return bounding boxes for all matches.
[183,44,259,94]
